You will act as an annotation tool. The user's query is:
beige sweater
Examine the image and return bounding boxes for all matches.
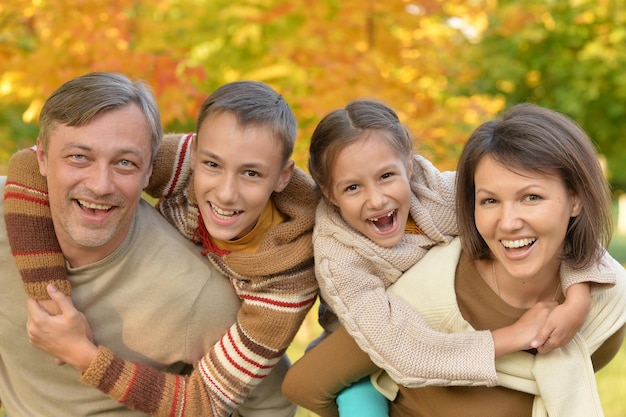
[385,238,626,417]
[314,153,617,389]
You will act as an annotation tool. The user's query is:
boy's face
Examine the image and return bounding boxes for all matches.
[327,134,412,248]
[37,104,153,268]
[192,111,293,241]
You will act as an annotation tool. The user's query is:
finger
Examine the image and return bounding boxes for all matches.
[536,336,557,354]
[54,358,66,366]
[26,298,51,327]
[530,323,555,349]
[46,284,74,314]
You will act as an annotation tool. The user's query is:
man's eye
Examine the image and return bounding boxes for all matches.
[245,170,260,178]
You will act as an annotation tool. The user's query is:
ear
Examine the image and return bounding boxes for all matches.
[189,133,197,168]
[143,165,152,189]
[320,185,337,206]
[570,193,582,217]
[405,156,414,181]
[35,137,48,177]
[274,160,295,192]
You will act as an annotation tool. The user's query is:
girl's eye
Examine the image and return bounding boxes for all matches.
[204,161,219,168]
[345,184,359,192]
[381,172,392,180]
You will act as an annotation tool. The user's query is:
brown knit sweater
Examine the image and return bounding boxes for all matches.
[3,134,319,417]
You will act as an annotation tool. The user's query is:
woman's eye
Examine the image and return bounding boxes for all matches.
[525,194,542,202]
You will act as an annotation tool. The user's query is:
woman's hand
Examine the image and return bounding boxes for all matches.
[26,284,98,372]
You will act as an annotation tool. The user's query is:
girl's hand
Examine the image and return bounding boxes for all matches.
[531,283,590,354]
[493,300,558,358]
[26,284,98,372]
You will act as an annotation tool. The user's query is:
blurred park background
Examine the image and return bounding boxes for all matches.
[0,0,624,416]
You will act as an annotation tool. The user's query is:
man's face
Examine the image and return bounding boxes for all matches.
[37,104,153,267]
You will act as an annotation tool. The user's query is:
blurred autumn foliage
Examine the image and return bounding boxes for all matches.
[2,0,626,189]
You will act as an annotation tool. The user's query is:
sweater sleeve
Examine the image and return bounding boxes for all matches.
[559,249,617,292]
[80,260,318,417]
[80,168,320,416]
[3,148,71,299]
[144,133,194,199]
[314,215,497,388]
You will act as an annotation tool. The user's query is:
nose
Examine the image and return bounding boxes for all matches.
[365,186,387,210]
[215,174,239,204]
[84,163,115,196]
[499,203,524,232]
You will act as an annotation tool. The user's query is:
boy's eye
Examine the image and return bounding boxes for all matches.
[204,161,219,168]
[381,172,392,180]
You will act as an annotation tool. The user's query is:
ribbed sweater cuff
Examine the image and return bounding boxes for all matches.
[81,345,115,388]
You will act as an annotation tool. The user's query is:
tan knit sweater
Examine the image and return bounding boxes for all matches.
[3,134,319,417]
[314,153,614,389]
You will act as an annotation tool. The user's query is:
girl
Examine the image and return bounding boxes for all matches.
[283,101,617,417]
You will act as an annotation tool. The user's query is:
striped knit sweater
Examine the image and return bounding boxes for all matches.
[3,134,320,417]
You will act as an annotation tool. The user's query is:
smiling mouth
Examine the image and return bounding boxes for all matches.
[369,210,396,232]
[501,238,536,249]
[77,199,112,212]
[210,202,242,220]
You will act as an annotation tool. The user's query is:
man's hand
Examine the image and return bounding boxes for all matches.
[26,284,98,372]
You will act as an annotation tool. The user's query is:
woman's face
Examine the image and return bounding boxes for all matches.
[473,155,582,282]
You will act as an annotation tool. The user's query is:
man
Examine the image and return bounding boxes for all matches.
[0,72,293,417]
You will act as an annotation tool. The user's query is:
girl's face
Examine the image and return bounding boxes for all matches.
[474,155,582,283]
[327,133,412,248]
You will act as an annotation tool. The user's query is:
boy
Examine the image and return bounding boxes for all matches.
[6,80,319,417]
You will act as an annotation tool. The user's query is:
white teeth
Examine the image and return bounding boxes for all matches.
[211,203,239,217]
[78,200,112,210]
[369,211,394,222]
[501,238,536,248]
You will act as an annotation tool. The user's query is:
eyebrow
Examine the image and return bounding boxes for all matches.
[198,149,271,171]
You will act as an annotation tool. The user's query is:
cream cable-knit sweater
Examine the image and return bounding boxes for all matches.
[385,238,626,417]
[315,153,617,389]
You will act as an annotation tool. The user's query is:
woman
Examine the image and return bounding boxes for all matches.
[284,103,626,417]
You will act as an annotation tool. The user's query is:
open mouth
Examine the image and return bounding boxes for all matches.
[369,209,397,233]
[77,199,112,214]
[210,202,242,220]
[501,238,536,249]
